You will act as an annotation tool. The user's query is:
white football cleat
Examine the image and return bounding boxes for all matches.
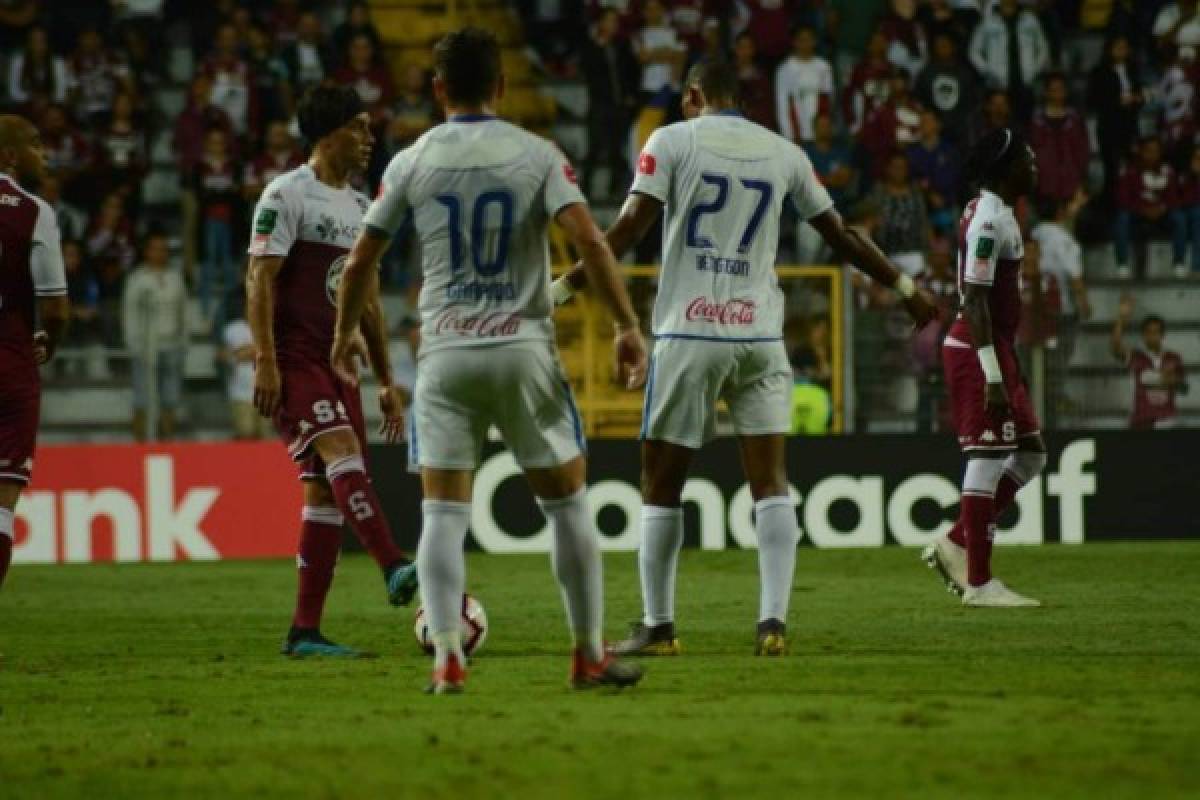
[962,579,1041,608]
[922,534,967,596]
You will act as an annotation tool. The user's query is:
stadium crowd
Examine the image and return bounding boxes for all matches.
[0,0,1193,435]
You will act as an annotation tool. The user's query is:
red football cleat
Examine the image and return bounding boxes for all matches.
[425,653,467,695]
[570,649,644,690]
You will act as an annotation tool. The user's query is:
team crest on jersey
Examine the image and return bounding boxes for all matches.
[326,255,348,306]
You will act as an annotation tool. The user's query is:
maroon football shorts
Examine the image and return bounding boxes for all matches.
[0,369,39,485]
[942,338,1040,452]
[271,359,368,481]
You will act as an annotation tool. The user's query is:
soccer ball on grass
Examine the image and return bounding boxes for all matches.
[414,593,488,657]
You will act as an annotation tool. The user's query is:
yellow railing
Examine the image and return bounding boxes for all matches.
[553,265,844,438]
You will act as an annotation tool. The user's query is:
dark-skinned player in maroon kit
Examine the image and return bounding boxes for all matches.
[0,115,69,591]
[245,87,418,657]
[924,128,1045,608]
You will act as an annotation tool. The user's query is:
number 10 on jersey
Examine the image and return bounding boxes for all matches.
[436,190,515,277]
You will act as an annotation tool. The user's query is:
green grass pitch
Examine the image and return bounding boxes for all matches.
[1,543,1198,799]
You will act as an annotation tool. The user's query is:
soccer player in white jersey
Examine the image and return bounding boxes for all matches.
[555,61,938,655]
[333,28,650,694]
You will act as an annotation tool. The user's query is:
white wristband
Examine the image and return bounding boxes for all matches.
[977,345,1003,384]
[893,273,915,299]
[551,276,573,306]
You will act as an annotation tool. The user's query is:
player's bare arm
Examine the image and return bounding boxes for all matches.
[357,268,407,444]
[808,208,939,327]
[555,202,648,389]
[332,226,389,386]
[245,254,285,417]
[556,192,663,297]
[962,281,1009,418]
[33,294,68,365]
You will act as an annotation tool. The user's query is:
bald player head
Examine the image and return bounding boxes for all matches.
[0,115,47,186]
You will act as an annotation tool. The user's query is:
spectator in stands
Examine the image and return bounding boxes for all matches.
[734,32,774,131]
[581,9,639,201]
[267,0,303,47]
[92,90,147,208]
[0,0,37,51]
[388,64,436,148]
[912,235,958,433]
[87,192,137,347]
[123,232,188,442]
[775,24,834,144]
[969,88,1012,145]
[6,25,69,110]
[1028,71,1090,206]
[878,0,926,76]
[243,120,303,204]
[917,0,970,44]
[203,22,255,137]
[789,316,833,390]
[244,23,292,128]
[39,174,86,242]
[1087,34,1143,208]
[62,239,101,350]
[967,0,1049,122]
[193,127,241,326]
[1033,191,1091,427]
[1158,45,1198,169]
[517,0,584,76]
[867,150,931,275]
[281,11,331,96]
[906,109,959,233]
[332,2,383,68]
[1111,295,1189,429]
[70,26,134,130]
[671,0,710,53]
[859,68,922,178]
[1115,137,1188,280]
[1153,1,1200,56]
[1178,146,1200,278]
[742,0,803,65]
[1016,236,1061,371]
[798,112,855,263]
[914,32,978,146]
[221,298,265,440]
[843,30,893,137]
[334,33,395,126]
[635,0,687,106]
[39,104,91,203]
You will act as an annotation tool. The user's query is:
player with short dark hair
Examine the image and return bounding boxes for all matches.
[555,60,937,655]
[0,114,69,590]
[245,86,418,657]
[923,128,1046,607]
[335,26,648,693]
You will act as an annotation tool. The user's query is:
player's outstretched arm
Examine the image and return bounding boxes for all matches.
[33,295,68,365]
[333,227,390,386]
[808,208,939,328]
[552,192,663,304]
[962,282,1009,417]
[555,202,648,389]
[245,255,285,418]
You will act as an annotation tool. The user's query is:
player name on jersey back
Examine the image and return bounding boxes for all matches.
[631,113,833,342]
[365,115,585,355]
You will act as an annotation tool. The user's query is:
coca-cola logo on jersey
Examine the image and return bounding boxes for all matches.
[685,297,757,325]
[432,309,522,337]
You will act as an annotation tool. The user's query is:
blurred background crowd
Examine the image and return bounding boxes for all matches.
[0,0,1194,440]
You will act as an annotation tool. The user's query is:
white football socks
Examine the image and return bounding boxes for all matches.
[755,496,799,624]
[639,505,683,627]
[539,489,604,662]
[416,499,470,669]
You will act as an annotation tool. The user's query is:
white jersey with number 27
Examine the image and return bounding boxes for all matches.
[364,115,585,356]
[632,112,833,342]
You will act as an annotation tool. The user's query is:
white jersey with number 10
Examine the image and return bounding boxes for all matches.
[364,115,585,356]
[632,112,833,342]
